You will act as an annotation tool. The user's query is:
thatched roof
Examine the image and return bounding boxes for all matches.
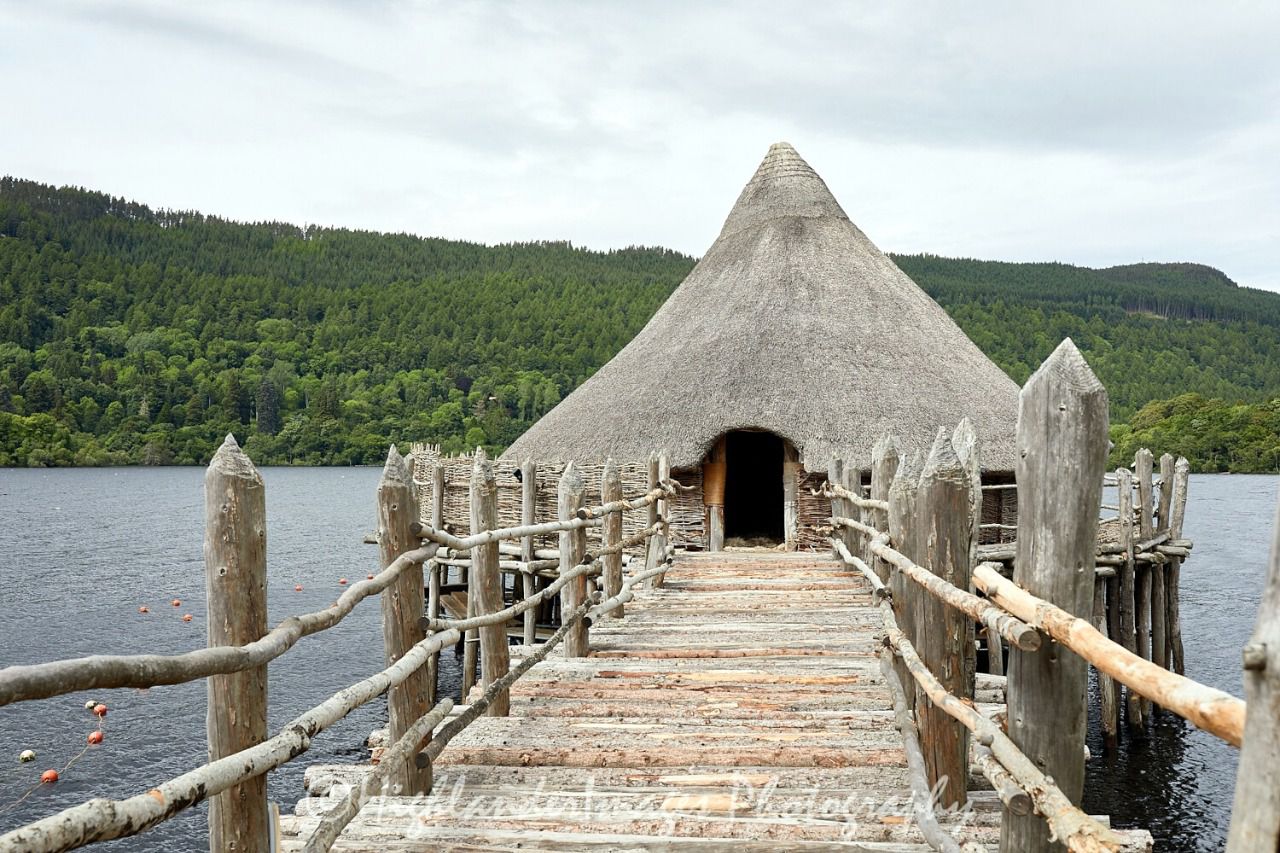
[503,142,1019,473]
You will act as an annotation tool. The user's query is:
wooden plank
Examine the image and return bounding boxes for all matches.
[470,450,510,716]
[204,435,270,853]
[1001,339,1109,853]
[377,445,433,794]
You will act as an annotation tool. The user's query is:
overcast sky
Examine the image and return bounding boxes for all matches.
[4,1,1279,289]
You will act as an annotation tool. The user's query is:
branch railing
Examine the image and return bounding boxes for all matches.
[822,339,1266,853]
[0,440,675,853]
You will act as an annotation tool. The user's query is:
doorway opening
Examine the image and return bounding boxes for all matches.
[723,430,784,544]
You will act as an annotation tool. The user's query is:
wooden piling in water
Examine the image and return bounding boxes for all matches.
[204,435,270,853]
[1168,457,1190,675]
[377,445,432,795]
[1094,575,1119,747]
[1001,339,1109,853]
[1117,465,1142,730]
[1135,449,1155,717]
[470,450,509,716]
[559,463,589,657]
[426,462,444,705]
[601,459,624,618]
[915,428,973,808]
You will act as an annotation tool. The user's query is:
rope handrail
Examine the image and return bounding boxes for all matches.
[0,621,463,852]
[973,562,1245,746]
[0,543,440,708]
[828,517,1040,651]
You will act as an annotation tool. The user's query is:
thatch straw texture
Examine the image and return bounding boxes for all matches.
[503,142,1019,473]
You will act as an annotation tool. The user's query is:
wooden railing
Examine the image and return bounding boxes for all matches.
[824,339,1273,853]
[0,442,674,853]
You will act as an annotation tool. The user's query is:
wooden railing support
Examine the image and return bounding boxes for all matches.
[470,449,510,716]
[705,438,726,552]
[520,458,538,645]
[887,451,922,712]
[1226,492,1280,850]
[427,462,445,706]
[1117,465,1141,729]
[204,435,270,853]
[869,436,899,586]
[601,459,624,618]
[1001,339,1109,853]
[953,417,982,685]
[1135,448,1155,717]
[559,463,589,656]
[654,452,671,586]
[1168,457,1190,674]
[645,452,660,573]
[377,445,432,795]
[915,428,973,808]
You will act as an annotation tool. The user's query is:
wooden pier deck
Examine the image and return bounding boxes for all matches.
[281,551,1131,851]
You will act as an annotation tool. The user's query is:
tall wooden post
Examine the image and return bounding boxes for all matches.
[1225,491,1280,851]
[1145,451,1167,688]
[655,452,671,586]
[828,457,846,558]
[1001,339,1108,853]
[1157,453,1175,669]
[1168,457,1190,674]
[1134,449,1155,716]
[916,428,974,808]
[601,459,624,618]
[783,443,801,550]
[1117,466,1141,729]
[205,435,270,853]
[470,449,510,716]
[520,459,538,645]
[425,462,444,706]
[869,435,900,586]
[559,463,589,656]
[704,438,726,552]
[952,418,981,689]
[377,445,432,794]
[887,452,921,712]
[1094,574,1119,748]
[645,453,660,573]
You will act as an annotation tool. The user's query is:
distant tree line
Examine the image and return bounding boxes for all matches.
[2,177,1280,471]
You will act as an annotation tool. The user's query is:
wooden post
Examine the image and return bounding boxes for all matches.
[470,449,510,716]
[655,452,671,586]
[852,467,871,568]
[916,428,974,809]
[783,442,801,550]
[1001,339,1109,853]
[1157,453,1175,669]
[869,435,899,585]
[887,451,922,712]
[953,418,982,687]
[205,435,270,853]
[602,459,624,618]
[377,445,432,794]
[1168,457,1190,674]
[1135,449,1155,716]
[461,581,477,701]
[705,437,726,552]
[828,457,846,558]
[520,459,538,645]
[1117,465,1142,729]
[645,453,660,572]
[559,463,589,657]
[427,462,444,705]
[1225,492,1280,851]
[1094,575,1119,748]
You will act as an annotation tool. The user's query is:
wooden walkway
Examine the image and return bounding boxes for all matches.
[280,551,1118,851]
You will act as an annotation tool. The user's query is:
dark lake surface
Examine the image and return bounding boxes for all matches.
[0,468,1274,851]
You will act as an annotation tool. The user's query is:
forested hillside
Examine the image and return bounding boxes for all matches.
[2,178,1279,470]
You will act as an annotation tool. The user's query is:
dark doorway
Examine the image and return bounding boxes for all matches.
[723,431,784,543]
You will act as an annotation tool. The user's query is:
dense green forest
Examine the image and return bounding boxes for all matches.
[2,177,1278,471]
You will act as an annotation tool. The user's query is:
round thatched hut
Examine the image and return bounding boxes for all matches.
[503,142,1019,550]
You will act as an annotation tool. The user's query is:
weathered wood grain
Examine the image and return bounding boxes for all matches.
[470,450,510,716]
[602,459,625,616]
[559,463,589,657]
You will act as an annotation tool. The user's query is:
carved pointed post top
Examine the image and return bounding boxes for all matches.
[208,433,261,484]
[922,426,965,484]
[873,433,900,466]
[380,444,411,489]
[560,460,585,500]
[471,447,496,493]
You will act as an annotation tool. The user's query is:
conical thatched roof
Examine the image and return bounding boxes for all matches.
[504,142,1019,473]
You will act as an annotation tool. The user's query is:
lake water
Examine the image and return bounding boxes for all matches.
[0,468,1275,851]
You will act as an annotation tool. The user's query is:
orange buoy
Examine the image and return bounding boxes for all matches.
[138,605,150,614]
[338,578,348,585]
[40,769,58,784]
[294,584,303,592]
[87,730,104,745]
[171,599,181,607]
[366,573,374,580]
[92,703,108,717]
[182,614,193,623]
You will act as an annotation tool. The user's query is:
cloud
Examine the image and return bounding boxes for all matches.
[1,0,1277,289]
